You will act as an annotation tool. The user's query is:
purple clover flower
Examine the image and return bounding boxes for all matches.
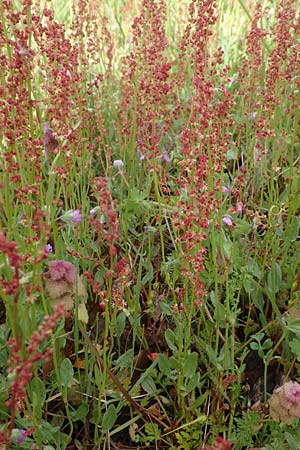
[11,428,27,445]
[45,243,53,253]
[236,202,243,214]
[222,216,233,227]
[70,210,82,224]
[161,152,171,164]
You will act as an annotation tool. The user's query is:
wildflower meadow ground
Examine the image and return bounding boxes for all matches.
[0,0,300,449]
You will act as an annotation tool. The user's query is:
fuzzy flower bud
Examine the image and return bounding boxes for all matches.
[60,209,82,224]
[11,428,27,445]
[113,159,124,170]
[89,206,100,216]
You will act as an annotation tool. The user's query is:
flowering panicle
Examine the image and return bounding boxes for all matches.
[0,1,42,195]
[235,0,300,171]
[264,0,299,110]
[85,178,131,308]
[120,0,173,165]
[170,1,234,305]
[89,177,120,257]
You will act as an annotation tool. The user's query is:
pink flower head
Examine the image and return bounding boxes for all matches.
[212,436,231,450]
[161,152,171,163]
[283,381,300,406]
[45,243,53,253]
[70,209,82,224]
[236,202,243,214]
[42,122,58,158]
[270,380,300,423]
[48,260,76,283]
[222,186,229,194]
[11,428,27,445]
[222,216,233,227]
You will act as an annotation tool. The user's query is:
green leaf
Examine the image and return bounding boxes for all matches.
[144,423,161,442]
[243,277,264,311]
[267,262,281,297]
[285,216,299,243]
[30,377,46,422]
[226,148,238,161]
[184,372,200,394]
[165,329,178,353]
[142,263,154,284]
[30,377,46,405]
[40,420,60,442]
[78,302,88,324]
[60,358,74,387]
[232,219,252,237]
[262,338,273,350]
[94,364,102,386]
[222,239,233,260]
[102,404,117,431]
[159,301,172,315]
[250,283,264,312]
[254,331,265,341]
[113,349,134,368]
[116,312,126,338]
[286,318,300,334]
[183,352,198,379]
[285,431,299,450]
[169,356,180,369]
[243,275,254,294]
[141,376,157,394]
[247,258,262,279]
[158,353,172,378]
[205,344,223,371]
[213,300,226,323]
[289,338,300,361]
[71,403,89,421]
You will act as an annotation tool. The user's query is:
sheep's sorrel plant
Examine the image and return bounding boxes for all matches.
[0,0,300,448]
